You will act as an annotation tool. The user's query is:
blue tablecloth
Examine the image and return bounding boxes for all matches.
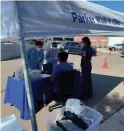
[4,70,82,120]
[4,76,50,120]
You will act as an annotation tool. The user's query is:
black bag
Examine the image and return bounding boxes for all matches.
[56,111,88,131]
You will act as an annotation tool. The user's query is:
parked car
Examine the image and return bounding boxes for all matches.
[108,44,124,51]
[46,41,64,51]
[63,41,97,55]
[54,41,64,50]
[92,47,97,56]
[120,47,124,55]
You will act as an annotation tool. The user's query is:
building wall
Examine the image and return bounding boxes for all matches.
[1,43,21,61]
[108,37,124,46]
[75,36,108,47]
[1,41,35,61]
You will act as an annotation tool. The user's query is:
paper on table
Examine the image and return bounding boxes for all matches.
[41,74,51,78]
[76,69,81,72]
[30,70,41,78]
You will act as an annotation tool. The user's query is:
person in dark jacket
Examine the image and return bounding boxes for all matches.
[81,37,93,100]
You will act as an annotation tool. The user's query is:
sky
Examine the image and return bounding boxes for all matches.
[91,1,124,13]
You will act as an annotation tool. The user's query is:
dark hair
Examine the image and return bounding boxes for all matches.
[82,37,91,46]
[33,39,36,42]
[35,41,43,47]
[52,42,57,47]
[58,52,68,62]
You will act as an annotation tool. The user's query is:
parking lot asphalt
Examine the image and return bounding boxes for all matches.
[1,53,124,131]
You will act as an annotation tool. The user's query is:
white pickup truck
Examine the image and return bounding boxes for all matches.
[108,44,124,51]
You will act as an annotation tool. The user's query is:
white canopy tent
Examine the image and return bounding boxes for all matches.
[1,1,124,131]
[1,1,124,41]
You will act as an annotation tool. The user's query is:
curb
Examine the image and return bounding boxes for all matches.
[97,50,120,54]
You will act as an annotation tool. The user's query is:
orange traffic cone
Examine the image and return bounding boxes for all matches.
[102,57,108,69]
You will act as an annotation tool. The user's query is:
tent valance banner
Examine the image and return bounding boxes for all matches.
[1,1,124,41]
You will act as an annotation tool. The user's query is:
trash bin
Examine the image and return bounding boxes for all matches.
[56,99,103,131]
[84,106,103,131]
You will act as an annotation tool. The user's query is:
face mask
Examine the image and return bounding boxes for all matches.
[52,47,57,50]
[36,47,41,51]
[81,43,84,49]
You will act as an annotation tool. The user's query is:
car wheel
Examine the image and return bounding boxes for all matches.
[79,51,82,55]
[59,48,64,52]
[112,48,115,51]
[65,49,69,53]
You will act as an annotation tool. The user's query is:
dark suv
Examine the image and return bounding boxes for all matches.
[63,41,97,55]
[64,42,82,54]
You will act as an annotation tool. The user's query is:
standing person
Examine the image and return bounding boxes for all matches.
[27,41,44,70]
[81,37,93,100]
[45,42,59,65]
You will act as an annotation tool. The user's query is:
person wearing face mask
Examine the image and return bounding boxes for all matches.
[45,42,59,65]
[81,37,93,100]
[27,41,44,70]
[80,42,84,49]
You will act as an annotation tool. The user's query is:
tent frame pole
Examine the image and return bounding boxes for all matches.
[15,2,38,131]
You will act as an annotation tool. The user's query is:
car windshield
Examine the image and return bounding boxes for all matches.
[92,48,96,51]
[71,42,80,46]
[65,42,71,45]
[56,42,60,45]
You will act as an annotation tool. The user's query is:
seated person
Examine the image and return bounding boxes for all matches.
[43,52,73,106]
[51,52,73,93]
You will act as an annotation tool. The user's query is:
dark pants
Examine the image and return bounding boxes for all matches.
[43,83,64,104]
[81,63,93,100]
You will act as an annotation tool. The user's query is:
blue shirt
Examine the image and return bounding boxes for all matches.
[45,48,59,65]
[51,62,73,92]
[27,47,44,70]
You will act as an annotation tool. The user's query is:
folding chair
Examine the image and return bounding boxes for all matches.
[49,70,76,112]
[42,63,53,75]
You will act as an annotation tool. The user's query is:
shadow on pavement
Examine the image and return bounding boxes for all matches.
[87,73,124,106]
[120,55,124,58]
[37,73,124,118]
[95,93,124,122]
[1,57,21,61]
[86,73,124,121]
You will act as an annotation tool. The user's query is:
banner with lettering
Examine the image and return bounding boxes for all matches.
[1,1,124,40]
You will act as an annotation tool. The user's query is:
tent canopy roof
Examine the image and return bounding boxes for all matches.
[1,1,124,41]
